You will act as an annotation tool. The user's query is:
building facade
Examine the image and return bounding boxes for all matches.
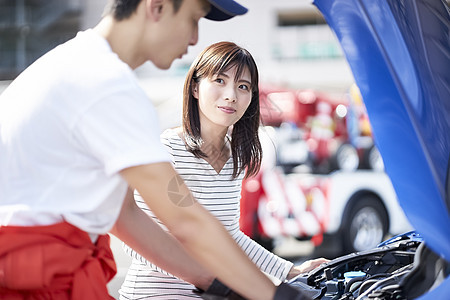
[0,0,355,91]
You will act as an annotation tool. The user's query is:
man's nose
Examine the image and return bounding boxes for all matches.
[189,28,199,46]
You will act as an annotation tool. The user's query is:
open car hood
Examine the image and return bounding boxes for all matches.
[312,0,450,261]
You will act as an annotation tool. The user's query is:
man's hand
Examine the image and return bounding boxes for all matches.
[194,279,246,300]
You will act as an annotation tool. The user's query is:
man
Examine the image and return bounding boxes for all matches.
[0,0,312,299]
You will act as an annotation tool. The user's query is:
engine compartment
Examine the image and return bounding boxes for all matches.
[288,232,449,299]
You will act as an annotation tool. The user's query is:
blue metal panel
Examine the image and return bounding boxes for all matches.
[417,275,450,300]
[313,0,450,262]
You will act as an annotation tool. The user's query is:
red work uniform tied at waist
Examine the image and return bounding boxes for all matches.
[0,221,117,299]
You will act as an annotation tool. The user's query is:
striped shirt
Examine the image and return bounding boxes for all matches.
[119,128,293,299]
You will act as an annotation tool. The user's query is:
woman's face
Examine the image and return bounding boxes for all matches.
[193,65,252,131]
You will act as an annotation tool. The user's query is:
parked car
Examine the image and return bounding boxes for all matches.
[286,0,450,299]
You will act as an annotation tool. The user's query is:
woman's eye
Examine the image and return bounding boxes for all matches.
[239,84,250,91]
[215,78,224,84]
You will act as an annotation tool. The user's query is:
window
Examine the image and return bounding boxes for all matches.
[272,9,342,60]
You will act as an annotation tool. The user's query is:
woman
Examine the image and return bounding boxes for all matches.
[120,41,326,299]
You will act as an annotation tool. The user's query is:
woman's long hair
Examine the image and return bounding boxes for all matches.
[182,41,262,179]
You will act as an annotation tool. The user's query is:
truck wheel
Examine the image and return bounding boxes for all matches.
[363,145,384,171]
[341,195,388,254]
[331,143,359,172]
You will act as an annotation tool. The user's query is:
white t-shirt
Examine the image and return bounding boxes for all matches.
[0,29,169,235]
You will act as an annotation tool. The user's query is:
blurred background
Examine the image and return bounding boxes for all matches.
[0,0,413,298]
[0,0,354,96]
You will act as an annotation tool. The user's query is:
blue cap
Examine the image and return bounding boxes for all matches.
[205,0,248,21]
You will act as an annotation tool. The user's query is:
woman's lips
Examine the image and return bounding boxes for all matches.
[218,106,236,114]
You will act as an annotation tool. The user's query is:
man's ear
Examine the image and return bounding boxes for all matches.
[145,0,166,21]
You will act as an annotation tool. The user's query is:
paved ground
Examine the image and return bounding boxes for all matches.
[107,235,132,299]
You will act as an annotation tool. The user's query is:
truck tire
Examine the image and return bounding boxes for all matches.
[362,145,384,171]
[341,195,388,254]
[331,143,359,172]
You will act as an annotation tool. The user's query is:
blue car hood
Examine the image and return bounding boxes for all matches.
[313,0,449,266]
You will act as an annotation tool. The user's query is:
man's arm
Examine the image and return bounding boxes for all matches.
[110,188,213,289]
[120,162,277,300]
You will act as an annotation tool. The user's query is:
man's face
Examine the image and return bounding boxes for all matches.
[149,0,210,70]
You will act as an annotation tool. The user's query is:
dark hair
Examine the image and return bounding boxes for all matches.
[107,0,183,20]
[182,41,262,179]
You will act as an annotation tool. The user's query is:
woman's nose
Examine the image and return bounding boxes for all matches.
[224,87,237,103]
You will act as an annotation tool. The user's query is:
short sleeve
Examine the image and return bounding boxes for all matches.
[73,88,170,176]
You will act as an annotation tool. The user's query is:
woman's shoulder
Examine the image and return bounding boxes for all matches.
[161,127,183,141]
[160,127,188,152]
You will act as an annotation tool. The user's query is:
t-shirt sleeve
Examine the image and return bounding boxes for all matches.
[73,88,170,176]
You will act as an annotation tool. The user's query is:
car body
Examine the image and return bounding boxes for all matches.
[285,0,450,299]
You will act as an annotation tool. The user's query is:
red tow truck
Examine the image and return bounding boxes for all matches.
[240,86,412,255]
